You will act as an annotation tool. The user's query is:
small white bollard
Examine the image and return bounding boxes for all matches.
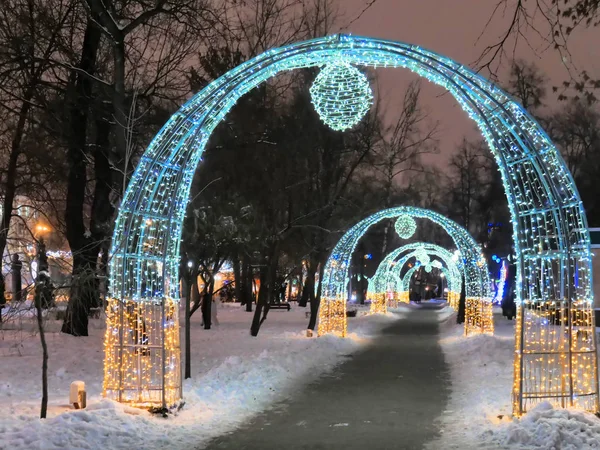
[69,380,86,409]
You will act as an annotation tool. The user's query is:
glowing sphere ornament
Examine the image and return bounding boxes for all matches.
[425,264,432,273]
[395,215,417,239]
[432,260,442,269]
[310,62,373,131]
[415,248,430,266]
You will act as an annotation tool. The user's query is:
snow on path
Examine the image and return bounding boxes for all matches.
[0,303,405,450]
[429,308,600,450]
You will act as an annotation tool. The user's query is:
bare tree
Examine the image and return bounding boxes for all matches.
[479,0,600,99]
[547,100,600,223]
[506,59,547,112]
[369,80,439,254]
[61,0,214,335]
[446,139,488,233]
[0,0,76,304]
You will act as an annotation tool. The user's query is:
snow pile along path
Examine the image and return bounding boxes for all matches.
[429,308,600,450]
[498,401,600,449]
[0,304,403,450]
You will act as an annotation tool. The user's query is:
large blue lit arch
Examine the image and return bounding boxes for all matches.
[103,34,598,415]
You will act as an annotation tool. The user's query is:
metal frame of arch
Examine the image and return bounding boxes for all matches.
[104,34,598,415]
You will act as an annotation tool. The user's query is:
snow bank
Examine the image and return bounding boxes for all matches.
[498,401,600,449]
[0,304,403,450]
[428,308,600,450]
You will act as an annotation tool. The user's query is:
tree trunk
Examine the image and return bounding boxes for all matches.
[358,249,366,304]
[35,299,48,419]
[233,256,242,303]
[250,264,269,336]
[189,270,201,316]
[62,253,97,336]
[111,38,128,191]
[62,114,111,335]
[242,257,253,312]
[308,260,326,331]
[89,114,114,302]
[298,261,316,307]
[201,278,213,329]
[62,18,102,336]
[185,268,192,379]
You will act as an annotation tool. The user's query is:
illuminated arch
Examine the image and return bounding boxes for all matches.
[369,243,462,295]
[104,34,598,415]
[367,243,462,310]
[401,266,458,308]
[398,264,459,293]
[396,253,460,294]
[323,212,490,334]
[398,250,462,309]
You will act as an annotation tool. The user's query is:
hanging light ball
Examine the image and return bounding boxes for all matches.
[310,61,373,131]
[424,264,432,273]
[432,260,442,269]
[415,248,430,266]
[394,215,417,239]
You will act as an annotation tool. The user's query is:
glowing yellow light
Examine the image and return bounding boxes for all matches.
[464,297,494,336]
[103,297,181,408]
[35,223,51,234]
[370,292,387,314]
[317,297,347,337]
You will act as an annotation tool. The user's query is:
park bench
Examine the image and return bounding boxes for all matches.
[269,302,291,311]
[305,309,357,318]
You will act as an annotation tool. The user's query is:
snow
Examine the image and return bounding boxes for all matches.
[5,301,599,449]
[429,308,600,450]
[0,302,404,450]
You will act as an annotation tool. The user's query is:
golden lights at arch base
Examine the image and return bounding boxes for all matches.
[103,297,181,407]
[465,297,494,336]
[512,300,599,414]
[317,297,347,337]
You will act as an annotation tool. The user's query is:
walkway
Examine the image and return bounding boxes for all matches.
[201,305,451,450]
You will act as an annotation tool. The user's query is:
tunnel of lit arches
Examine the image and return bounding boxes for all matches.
[103,34,598,415]
[366,242,463,312]
[319,209,491,338]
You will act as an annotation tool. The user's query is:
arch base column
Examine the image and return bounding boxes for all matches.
[512,300,599,415]
[464,297,494,336]
[317,297,347,337]
[370,292,387,314]
[103,297,182,408]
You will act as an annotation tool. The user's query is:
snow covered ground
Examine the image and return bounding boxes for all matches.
[429,308,600,450]
[0,301,405,450]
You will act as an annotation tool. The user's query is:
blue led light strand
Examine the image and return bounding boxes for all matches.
[104,34,598,416]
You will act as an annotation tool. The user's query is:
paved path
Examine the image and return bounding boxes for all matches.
[202,305,451,450]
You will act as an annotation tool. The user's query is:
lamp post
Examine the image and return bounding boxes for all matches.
[185,260,193,380]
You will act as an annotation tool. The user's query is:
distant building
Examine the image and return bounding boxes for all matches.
[1,196,71,300]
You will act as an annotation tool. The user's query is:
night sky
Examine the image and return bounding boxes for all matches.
[331,0,600,165]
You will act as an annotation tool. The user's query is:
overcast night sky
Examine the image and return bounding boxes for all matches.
[327,0,600,165]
